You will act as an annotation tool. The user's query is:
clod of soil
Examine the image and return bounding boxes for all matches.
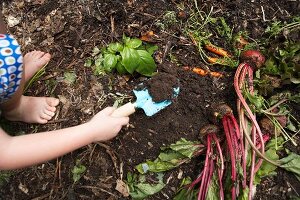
[146,72,179,102]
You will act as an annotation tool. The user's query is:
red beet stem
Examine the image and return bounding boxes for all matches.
[234,63,266,156]
[212,134,225,200]
[223,116,237,200]
[198,135,211,200]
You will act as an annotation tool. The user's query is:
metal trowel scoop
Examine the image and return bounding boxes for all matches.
[111,87,180,117]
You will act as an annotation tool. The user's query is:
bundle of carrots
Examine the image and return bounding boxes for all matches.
[188,33,234,66]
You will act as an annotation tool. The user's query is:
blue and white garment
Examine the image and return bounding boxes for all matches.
[0,34,23,103]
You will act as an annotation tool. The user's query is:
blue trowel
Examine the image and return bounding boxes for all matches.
[111,87,180,117]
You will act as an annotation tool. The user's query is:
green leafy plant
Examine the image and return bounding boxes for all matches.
[262,41,300,85]
[85,35,158,76]
[135,138,204,174]
[126,172,165,200]
[71,160,86,183]
[0,171,11,187]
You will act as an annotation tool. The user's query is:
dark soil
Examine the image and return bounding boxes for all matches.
[0,0,299,200]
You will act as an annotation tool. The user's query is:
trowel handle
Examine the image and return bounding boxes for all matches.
[111,102,136,117]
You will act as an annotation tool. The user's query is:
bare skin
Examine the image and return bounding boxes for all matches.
[1,51,59,124]
[0,8,130,170]
[23,50,51,82]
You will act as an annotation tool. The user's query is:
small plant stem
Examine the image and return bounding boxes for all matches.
[189,171,203,190]
[236,63,280,166]
[223,116,237,200]
[249,127,256,200]
[263,98,288,113]
[265,114,297,146]
[240,108,249,188]
[240,117,280,166]
[212,134,224,200]
[261,110,286,116]
[234,63,266,159]
[198,135,211,200]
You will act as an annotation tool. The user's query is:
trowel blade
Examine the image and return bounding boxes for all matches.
[133,87,180,116]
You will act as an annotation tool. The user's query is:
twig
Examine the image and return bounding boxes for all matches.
[79,185,118,197]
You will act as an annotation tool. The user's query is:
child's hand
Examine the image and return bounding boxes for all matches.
[87,107,129,142]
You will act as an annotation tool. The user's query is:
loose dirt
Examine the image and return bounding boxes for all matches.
[0,0,299,199]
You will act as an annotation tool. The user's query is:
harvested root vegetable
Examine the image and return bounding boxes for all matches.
[214,104,245,200]
[188,124,224,200]
[240,50,265,69]
[183,66,223,78]
[234,49,280,200]
[204,42,231,57]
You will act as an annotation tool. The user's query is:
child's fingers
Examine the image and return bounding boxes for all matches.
[100,107,116,115]
[120,117,130,125]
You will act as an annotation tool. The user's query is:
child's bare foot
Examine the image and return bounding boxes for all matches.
[4,96,59,124]
[23,51,51,82]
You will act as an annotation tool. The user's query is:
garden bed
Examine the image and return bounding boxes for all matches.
[0,0,299,199]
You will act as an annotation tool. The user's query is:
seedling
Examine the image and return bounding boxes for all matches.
[85,35,158,77]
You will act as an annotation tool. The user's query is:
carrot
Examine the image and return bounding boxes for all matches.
[192,67,208,76]
[207,57,219,64]
[183,66,223,78]
[207,57,227,65]
[204,42,231,57]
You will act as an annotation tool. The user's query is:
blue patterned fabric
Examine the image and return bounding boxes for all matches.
[0,34,23,103]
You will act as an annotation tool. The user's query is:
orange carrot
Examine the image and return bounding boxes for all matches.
[207,57,219,64]
[204,43,231,57]
[183,66,223,78]
[192,67,208,76]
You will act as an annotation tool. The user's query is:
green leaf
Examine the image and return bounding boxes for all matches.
[103,54,118,72]
[84,58,93,67]
[244,91,265,112]
[126,38,142,49]
[72,160,86,183]
[95,54,104,68]
[238,187,249,200]
[166,138,202,158]
[64,72,77,85]
[0,171,12,187]
[206,172,220,200]
[145,44,158,55]
[92,46,101,56]
[254,137,284,185]
[136,159,180,174]
[280,152,300,181]
[107,42,123,53]
[121,47,140,74]
[116,62,127,74]
[123,34,130,44]
[127,173,165,200]
[254,148,279,184]
[264,58,280,75]
[135,50,157,76]
[136,138,202,174]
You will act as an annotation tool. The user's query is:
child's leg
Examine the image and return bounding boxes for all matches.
[0,34,59,124]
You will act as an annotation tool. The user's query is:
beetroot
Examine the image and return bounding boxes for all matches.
[240,50,265,69]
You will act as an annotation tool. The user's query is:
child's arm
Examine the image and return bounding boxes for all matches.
[0,107,129,170]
